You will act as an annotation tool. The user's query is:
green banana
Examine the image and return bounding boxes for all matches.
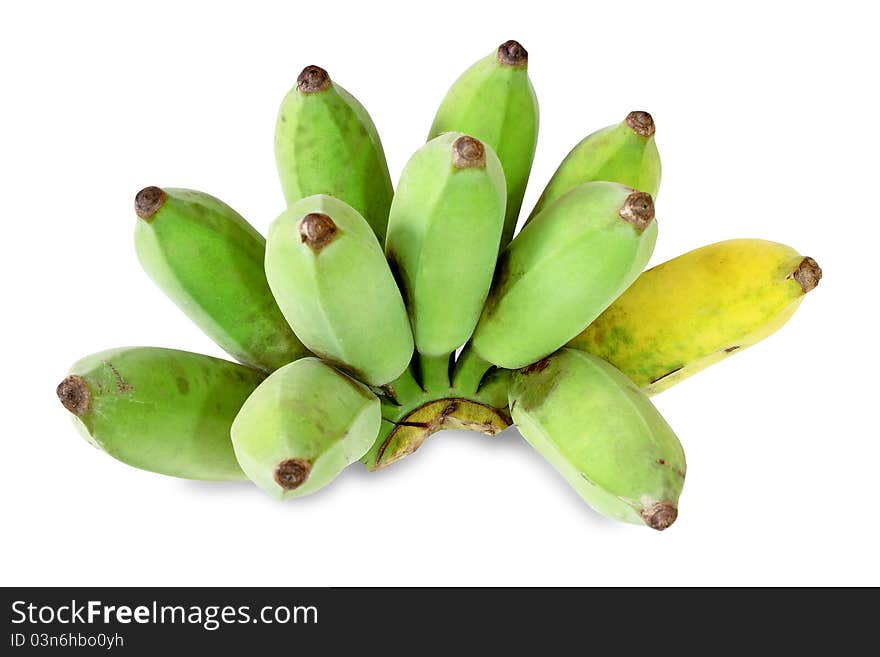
[134,186,309,372]
[265,194,413,386]
[569,239,822,394]
[509,348,685,529]
[56,347,265,480]
[275,65,394,241]
[429,40,539,247]
[470,181,657,370]
[528,111,661,222]
[385,133,506,389]
[231,357,380,499]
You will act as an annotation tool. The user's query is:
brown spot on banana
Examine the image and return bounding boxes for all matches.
[625,111,656,138]
[452,136,486,169]
[299,213,338,251]
[134,186,165,221]
[297,65,331,93]
[274,458,312,490]
[791,256,822,293]
[640,503,678,531]
[649,365,684,385]
[521,358,550,375]
[618,191,655,232]
[102,361,133,393]
[56,375,91,416]
[496,40,528,67]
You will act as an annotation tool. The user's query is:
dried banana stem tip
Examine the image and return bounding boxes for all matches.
[299,212,338,251]
[626,111,656,138]
[135,186,166,221]
[793,256,822,293]
[641,503,678,531]
[297,65,331,93]
[619,191,655,231]
[56,375,91,416]
[497,40,528,67]
[274,458,312,490]
[452,136,486,169]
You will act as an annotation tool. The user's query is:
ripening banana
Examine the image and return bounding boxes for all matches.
[470,181,657,370]
[528,112,661,222]
[275,65,394,241]
[134,186,309,372]
[56,347,265,480]
[509,348,686,530]
[265,194,413,386]
[569,239,822,394]
[231,357,380,499]
[429,40,539,247]
[385,133,506,390]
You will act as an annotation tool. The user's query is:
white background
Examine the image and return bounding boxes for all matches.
[2,1,878,586]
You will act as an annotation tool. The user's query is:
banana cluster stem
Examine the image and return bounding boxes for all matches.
[451,344,494,396]
[364,348,511,470]
[365,395,511,471]
[418,352,452,395]
[381,366,424,408]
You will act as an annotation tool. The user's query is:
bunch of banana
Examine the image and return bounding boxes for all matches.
[56,40,822,530]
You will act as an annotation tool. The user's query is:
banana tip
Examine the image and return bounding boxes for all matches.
[641,503,677,531]
[452,136,486,169]
[793,257,822,293]
[300,213,338,251]
[57,375,91,417]
[626,111,655,138]
[274,458,312,490]
[619,191,655,232]
[297,65,331,93]
[135,186,166,221]
[497,40,528,67]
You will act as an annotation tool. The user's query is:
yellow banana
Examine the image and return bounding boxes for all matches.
[569,239,822,394]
